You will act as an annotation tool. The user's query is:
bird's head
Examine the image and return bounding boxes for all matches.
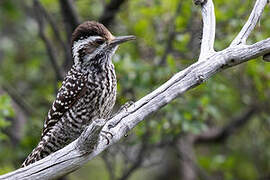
[71,21,135,68]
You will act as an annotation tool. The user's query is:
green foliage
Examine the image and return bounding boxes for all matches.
[0,94,14,141]
[0,0,269,179]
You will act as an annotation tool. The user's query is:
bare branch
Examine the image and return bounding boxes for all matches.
[230,0,268,46]
[196,0,216,61]
[1,36,270,180]
[1,1,270,179]
[99,0,127,27]
[0,119,105,180]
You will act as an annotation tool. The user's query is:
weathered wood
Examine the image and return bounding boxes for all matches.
[0,0,269,179]
[198,0,216,61]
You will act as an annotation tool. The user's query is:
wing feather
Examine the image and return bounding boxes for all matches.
[41,67,87,137]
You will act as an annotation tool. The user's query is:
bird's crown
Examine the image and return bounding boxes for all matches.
[71,21,114,44]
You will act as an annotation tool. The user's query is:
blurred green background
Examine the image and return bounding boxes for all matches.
[0,0,269,179]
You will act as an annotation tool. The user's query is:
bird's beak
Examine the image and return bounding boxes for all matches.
[109,35,136,47]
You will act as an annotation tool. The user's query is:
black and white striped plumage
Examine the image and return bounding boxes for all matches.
[22,21,135,167]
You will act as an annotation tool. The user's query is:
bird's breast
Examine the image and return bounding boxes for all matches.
[86,64,117,119]
[64,64,117,135]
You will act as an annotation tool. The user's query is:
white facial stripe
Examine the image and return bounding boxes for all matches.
[72,35,117,66]
[84,43,106,61]
[72,36,103,65]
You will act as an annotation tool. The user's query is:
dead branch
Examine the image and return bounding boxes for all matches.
[0,0,269,179]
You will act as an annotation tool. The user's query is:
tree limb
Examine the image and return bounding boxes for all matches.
[1,0,269,179]
[0,88,28,146]
[102,152,116,180]
[1,36,269,180]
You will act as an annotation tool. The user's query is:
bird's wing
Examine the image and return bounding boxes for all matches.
[41,67,88,138]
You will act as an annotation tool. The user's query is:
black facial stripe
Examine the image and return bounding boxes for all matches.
[95,38,105,45]
[78,48,86,62]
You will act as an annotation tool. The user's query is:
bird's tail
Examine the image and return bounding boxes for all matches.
[21,140,48,167]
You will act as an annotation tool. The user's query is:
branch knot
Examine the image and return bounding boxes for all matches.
[196,74,205,84]
[77,119,106,154]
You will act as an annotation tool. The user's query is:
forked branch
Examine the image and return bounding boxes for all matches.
[231,0,268,46]
[0,0,269,179]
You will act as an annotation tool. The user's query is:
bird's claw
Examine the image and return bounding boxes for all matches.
[118,101,135,113]
[108,101,135,130]
[108,123,115,129]
[101,130,113,145]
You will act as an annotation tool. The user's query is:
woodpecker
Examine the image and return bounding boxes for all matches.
[22,21,135,167]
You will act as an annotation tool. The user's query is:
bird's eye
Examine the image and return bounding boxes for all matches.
[95,39,105,45]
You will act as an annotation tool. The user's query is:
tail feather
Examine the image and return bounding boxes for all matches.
[21,130,72,167]
[21,140,50,167]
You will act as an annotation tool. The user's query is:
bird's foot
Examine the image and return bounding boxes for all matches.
[101,130,113,145]
[108,101,135,129]
[194,0,207,5]
[117,101,135,113]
